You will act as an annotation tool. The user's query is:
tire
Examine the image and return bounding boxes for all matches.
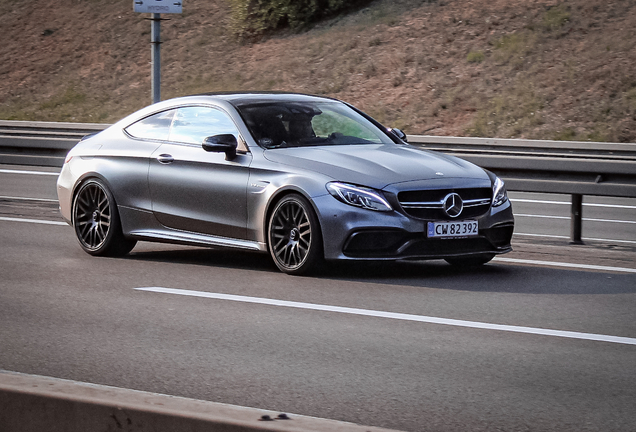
[445,253,495,267]
[268,194,323,275]
[72,179,137,256]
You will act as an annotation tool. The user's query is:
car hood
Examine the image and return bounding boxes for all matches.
[262,144,489,189]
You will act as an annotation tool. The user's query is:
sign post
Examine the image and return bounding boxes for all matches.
[134,1,183,104]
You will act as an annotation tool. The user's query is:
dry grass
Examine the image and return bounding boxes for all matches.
[1,0,635,142]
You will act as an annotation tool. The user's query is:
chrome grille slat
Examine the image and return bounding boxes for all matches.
[401,202,443,209]
[464,198,492,207]
[397,188,492,219]
[401,197,491,209]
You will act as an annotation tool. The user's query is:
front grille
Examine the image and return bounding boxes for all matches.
[397,187,492,220]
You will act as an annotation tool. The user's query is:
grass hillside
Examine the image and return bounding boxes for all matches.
[1,0,635,142]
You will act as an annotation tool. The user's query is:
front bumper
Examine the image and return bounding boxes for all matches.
[342,223,513,259]
[313,194,514,261]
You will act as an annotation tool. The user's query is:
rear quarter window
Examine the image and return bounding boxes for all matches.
[125,109,176,141]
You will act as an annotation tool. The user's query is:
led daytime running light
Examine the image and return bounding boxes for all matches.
[492,177,508,207]
[327,182,392,212]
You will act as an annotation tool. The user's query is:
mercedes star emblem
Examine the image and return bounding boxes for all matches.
[443,193,463,218]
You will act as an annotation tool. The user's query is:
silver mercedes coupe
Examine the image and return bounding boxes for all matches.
[57,93,514,275]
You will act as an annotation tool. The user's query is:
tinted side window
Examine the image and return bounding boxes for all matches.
[125,109,176,141]
[169,107,239,145]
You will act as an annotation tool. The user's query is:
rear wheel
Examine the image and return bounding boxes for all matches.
[268,194,323,275]
[445,253,495,267]
[73,179,136,256]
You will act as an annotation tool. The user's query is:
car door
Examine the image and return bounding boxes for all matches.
[148,106,252,239]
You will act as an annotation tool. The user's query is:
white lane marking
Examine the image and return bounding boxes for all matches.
[514,232,569,239]
[514,232,636,245]
[0,216,67,226]
[494,257,636,274]
[0,169,60,176]
[0,195,58,202]
[511,198,636,210]
[135,287,636,346]
[515,214,636,224]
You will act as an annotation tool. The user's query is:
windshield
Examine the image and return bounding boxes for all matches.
[235,101,395,149]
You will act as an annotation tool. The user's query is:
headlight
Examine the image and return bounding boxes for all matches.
[327,182,392,212]
[492,177,508,207]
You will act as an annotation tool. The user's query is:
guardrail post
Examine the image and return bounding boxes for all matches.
[570,194,584,244]
[151,13,161,104]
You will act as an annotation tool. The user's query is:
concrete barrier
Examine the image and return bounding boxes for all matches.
[0,371,401,432]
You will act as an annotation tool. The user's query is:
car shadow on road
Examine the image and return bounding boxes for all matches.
[125,245,636,295]
[324,259,636,295]
[127,246,279,271]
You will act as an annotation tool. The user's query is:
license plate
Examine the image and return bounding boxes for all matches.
[427,220,478,238]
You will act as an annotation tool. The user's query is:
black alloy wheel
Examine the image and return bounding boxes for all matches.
[73,179,136,256]
[268,194,323,275]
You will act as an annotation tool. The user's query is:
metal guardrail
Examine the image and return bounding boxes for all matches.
[0,120,106,167]
[407,135,636,243]
[1,120,635,243]
[408,135,636,197]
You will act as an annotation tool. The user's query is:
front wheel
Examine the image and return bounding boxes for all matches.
[73,179,136,256]
[268,194,323,275]
[445,253,495,267]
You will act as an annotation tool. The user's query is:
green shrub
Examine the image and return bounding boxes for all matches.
[227,0,372,40]
[542,4,570,31]
[625,87,636,110]
[368,36,382,47]
[466,50,485,63]
[39,87,86,110]
[492,31,536,66]
[553,128,577,141]
[467,81,544,138]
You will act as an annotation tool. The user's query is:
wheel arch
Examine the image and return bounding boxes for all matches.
[70,173,118,223]
[263,186,324,256]
[70,174,137,256]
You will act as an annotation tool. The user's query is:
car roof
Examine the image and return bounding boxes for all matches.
[192,92,341,106]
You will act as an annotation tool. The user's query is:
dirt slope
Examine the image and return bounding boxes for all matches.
[1,0,635,141]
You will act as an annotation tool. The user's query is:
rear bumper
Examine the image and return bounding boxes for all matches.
[56,163,74,225]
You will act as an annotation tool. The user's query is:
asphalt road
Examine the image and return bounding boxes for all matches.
[1,165,635,432]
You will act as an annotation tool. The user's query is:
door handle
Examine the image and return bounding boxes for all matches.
[157,154,174,164]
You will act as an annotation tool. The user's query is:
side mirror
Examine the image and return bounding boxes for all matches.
[390,128,407,142]
[202,134,237,159]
